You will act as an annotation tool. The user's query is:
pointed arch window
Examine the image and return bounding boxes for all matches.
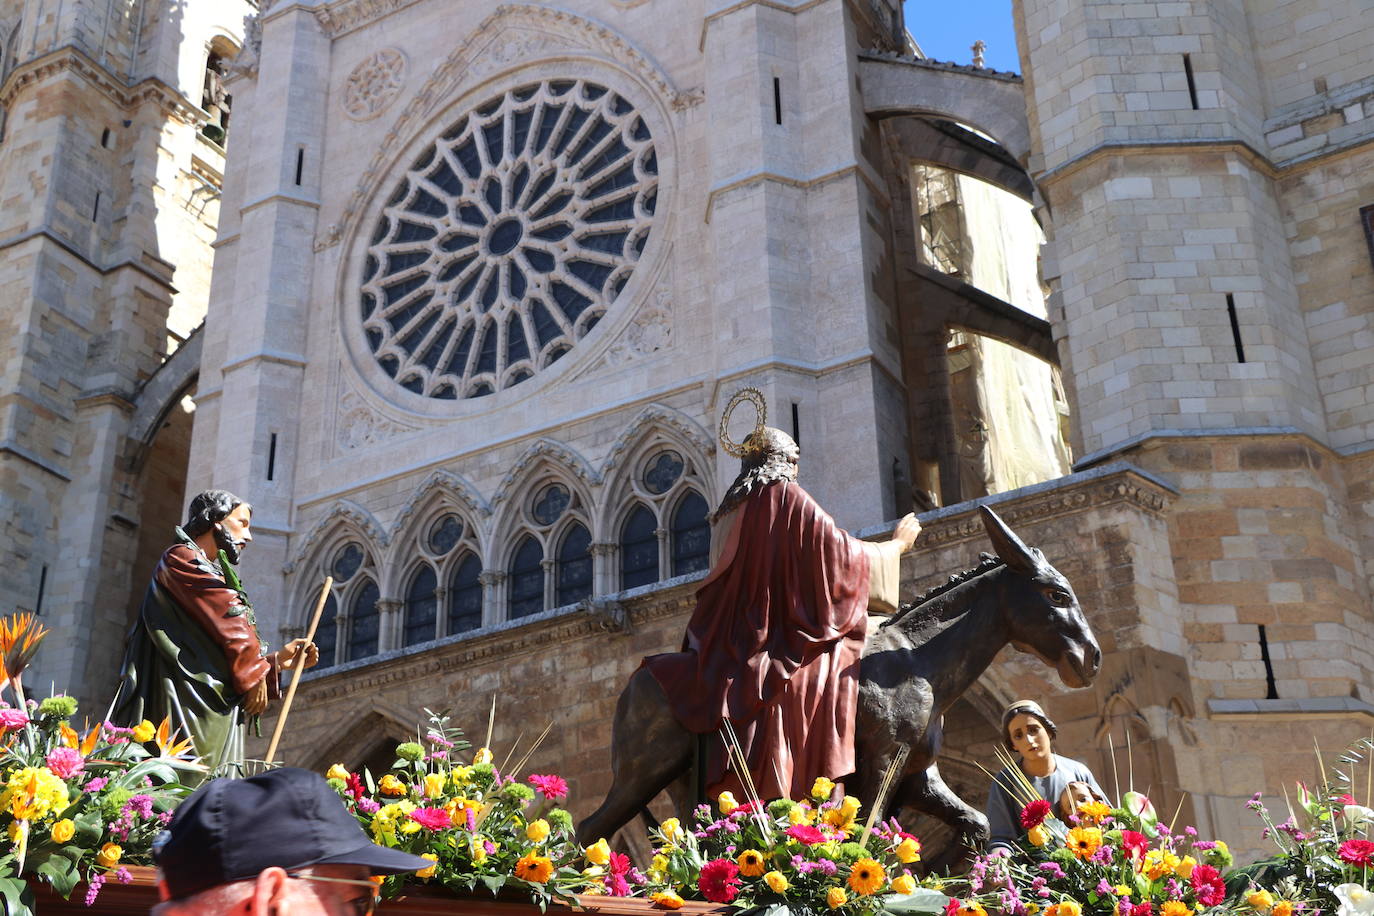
[404,565,439,647]
[314,593,338,671]
[620,504,659,589]
[449,552,483,634]
[348,578,381,661]
[509,536,544,619]
[671,490,711,576]
[557,523,593,606]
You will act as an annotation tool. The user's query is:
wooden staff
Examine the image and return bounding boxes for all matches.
[265,577,333,764]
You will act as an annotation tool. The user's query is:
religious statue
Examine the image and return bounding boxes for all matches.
[110,490,317,776]
[643,389,922,801]
[984,699,1107,853]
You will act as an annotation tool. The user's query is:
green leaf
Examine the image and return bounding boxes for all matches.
[36,859,77,899]
[0,876,35,916]
[72,812,103,846]
[480,874,507,896]
[882,890,950,916]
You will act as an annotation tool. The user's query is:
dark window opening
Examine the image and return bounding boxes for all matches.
[620,504,659,590]
[671,490,711,577]
[1183,55,1200,110]
[92,192,100,221]
[448,552,483,634]
[100,128,111,148]
[314,593,337,670]
[295,148,305,186]
[347,579,380,661]
[556,523,593,606]
[404,565,438,646]
[202,52,231,144]
[509,536,544,619]
[1226,293,1246,362]
[1258,624,1278,699]
[773,77,782,125]
[266,432,277,481]
[35,564,47,615]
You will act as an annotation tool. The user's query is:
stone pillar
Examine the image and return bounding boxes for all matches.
[479,570,505,626]
[590,542,618,595]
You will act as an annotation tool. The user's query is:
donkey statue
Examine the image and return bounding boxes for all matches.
[577,505,1101,867]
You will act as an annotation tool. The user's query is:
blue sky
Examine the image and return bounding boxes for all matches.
[902,0,1021,73]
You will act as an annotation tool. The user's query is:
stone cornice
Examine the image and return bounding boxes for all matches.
[312,0,428,37]
[294,580,699,703]
[0,44,207,126]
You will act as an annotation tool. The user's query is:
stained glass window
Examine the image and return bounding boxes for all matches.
[449,552,483,634]
[404,565,438,646]
[671,490,711,576]
[333,543,364,582]
[620,504,659,589]
[509,536,544,619]
[314,593,337,670]
[643,452,683,495]
[361,79,657,399]
[428,515,463,554]
[557,523,593,606]
[348,579,380,660]
[532,484,570,526]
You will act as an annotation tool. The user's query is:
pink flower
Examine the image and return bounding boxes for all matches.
[46,747,85,779]
[409,807,451,831]
[698,859,740,904]
[1340,839,1374,867]
[84,776,109,792]
[785,824,827,845]
[529,774,568,800]
[1121,830,1150,861]
[0,709,29,731]
[1190,864,1225,907]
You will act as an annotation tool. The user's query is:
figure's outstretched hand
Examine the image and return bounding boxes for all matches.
[243,677,269,716]
[892,513,922,552]
[279,638,319,671]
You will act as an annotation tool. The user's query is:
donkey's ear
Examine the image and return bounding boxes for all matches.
[979,505,1038,575]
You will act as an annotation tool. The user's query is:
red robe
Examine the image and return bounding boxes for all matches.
[645,480,870,800]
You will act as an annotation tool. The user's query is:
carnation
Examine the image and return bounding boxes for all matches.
[409,807,453,831]
[45,747,85,779]
[38,696,78,719]
[529,773,569,800]
[698,859,741,904]
[1339,839,1374,868]
[395,742,425,761]
[1021,799,1052,830]
[547,808,574,831]
[786,824,827,845]
[0,709,29,731]
[1190,864,1225,907]
[502,782,535,802]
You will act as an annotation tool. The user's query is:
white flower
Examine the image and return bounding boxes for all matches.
[1333,883,1374,916]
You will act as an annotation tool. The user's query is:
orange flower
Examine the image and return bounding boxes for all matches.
[1272,903,1294,916]
[738,849,767,877]
[1065,826,1102,860]
[1077,801,1111,824]
[1159,902,1190,916]
[652,891,685,909]
[848,858,886,896]
[58,724,78,749]
[515,853,553,884]
[958,903,989,916]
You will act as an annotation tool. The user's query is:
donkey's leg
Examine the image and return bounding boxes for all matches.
[891,763,989,875]
[577,667,693,846]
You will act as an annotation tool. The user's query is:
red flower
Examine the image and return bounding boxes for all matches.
[1121,830,1150,860]
[944,899,962,916]
[345,773,366,801]
[785,824,828,845]
[1020,799,1052,830]
[1133,904,1153,916]
[529,774,569,800]
[606,855,633,898]
[1338,793,1358,806]
[1190,864,1225,907]
[698,859,741,904]
[1340,839,1374,867]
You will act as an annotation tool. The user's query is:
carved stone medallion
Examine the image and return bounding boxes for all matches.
[344,48,407,121]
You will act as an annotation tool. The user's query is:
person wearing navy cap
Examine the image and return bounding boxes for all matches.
[151,767,432,915]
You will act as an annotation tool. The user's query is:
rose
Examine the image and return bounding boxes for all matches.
[51,819,75,844]
[1341,840,1374,867]
[96,843,122,868]
[765,870,790,893]
[526,819,550,843]
[586,838,611,866]
[132,720,155,743]
[326,764,350,781]
[416,854,438,879]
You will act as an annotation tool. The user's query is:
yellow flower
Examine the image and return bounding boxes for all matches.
[471,838,489,865]
[765,870,790,893]
[378,774,407,796]
[1077,800,1111,823]
[1026,905,1041,916]
[1143,849,1181,880]
[473,747,493,765]
[895,837,922,863]
[586,838,611,866]
[891,874,917,895]
[958,904,989,916]
[661,817,682,842]
[652,891,685,909]
[738,849,767,877]
[51,819,74,844]
[1065,826,1102,860]
[1272,902,1294,916]
[1173,855,1196,879]
[132,720,156,743]
[424,773,446,799]
[1247,891,1274,912]
[823,807,855,830]
[1028,824,1049,847]
[827,887,848,909]
[400,820,421,835]
[1114,885,1132,897]
[789,804,814,825]
[416,853,438,879]
[718,791,738,814]
[1,767,70,821]
[326,764,350,781]
[451,765,473,784]
[515,853,553,884]
[848,858,886,896]
[650,854,669,874]
[96,843,122,869]
[840,796,861,818]
[526,819,550,843]
[812,777,836,800]
[1160,902,1190,916]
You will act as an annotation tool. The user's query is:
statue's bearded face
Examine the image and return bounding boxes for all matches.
[213,503,253,564]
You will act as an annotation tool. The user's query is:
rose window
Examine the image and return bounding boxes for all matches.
[360,79,658,399]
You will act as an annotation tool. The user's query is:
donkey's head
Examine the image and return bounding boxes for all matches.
[980,506,1101,688]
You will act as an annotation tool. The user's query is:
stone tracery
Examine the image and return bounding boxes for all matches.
[361,78,658,400]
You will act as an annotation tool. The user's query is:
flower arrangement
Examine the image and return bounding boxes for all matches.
[326,711,628,906]
[946,760,1235,916]
[641,777,947,915]
[1229,737,1374,916]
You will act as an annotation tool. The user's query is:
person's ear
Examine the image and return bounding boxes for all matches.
[250,868,290,916]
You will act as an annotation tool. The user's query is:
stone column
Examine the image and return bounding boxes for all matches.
[479,570,506,626]
[590,542,618,595]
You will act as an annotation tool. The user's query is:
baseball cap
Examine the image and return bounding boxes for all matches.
[154,767,433,901]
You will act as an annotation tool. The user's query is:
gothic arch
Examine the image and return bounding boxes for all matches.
[490,438,599,513]
[595,406,714,537]
[599,404,715,478]
[304,702,415,772]
[389,468,493,558]
[284,500,388,627]
[126,325,203,472]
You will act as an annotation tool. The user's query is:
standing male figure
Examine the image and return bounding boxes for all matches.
[111,489,317,774]
[645,398,921,801]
